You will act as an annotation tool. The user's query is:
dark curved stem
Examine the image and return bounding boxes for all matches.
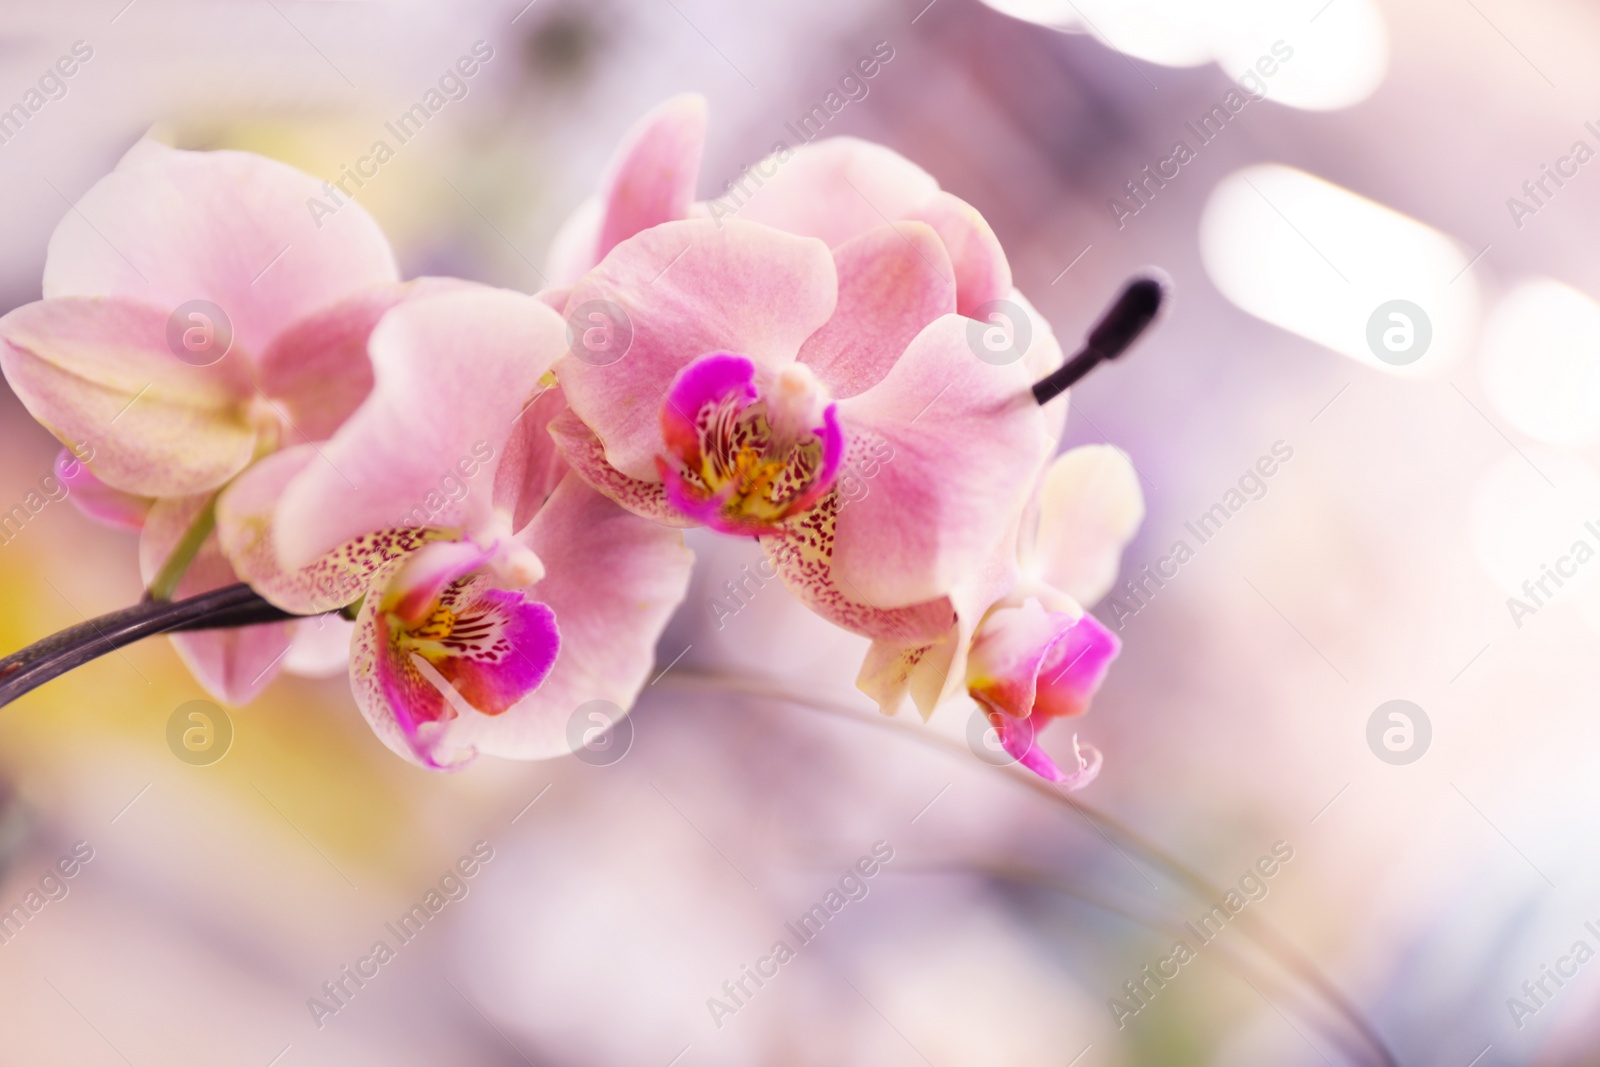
[0,584,299,707]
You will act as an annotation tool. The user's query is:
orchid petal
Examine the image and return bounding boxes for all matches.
[546,408,697,528]
[734,137,940,248]
[44,142,399,360]
[283,614,355,678]
[556,218,837,481]
[354,568,561,769]
[832,314,1050,608]
[1030,445,1145,605]
[597,93,707,262]
[904,191,1012,317]
[140,494,293,705]
[965,599,1075,720]
[55,447,151,530]
[1033,612,1119,721]
[797,221,956,399]
[483,476,693,760]
[275,287,568,570]
[350,476,693,766]
[256,276,470,443]
[759,483,955,646]
[992,714,1103,787]
[493,384,572,533]
[0,296,257,497]
[217,444,443,614]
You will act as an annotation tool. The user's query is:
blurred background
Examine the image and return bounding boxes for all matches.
[0,0,1598,1063]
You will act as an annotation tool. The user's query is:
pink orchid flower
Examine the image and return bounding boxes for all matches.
[545,96,1067,647]
[864,445,1145,785]
[217,287,692,769]
[0,139,456,703]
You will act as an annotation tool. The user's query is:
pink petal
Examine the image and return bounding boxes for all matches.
[655,353,844,535]
[965,599,1078,720]
[797,222,956,399]
[832,314,1051,608]
[547,408,697,528]
[735,137,940,248]
[992,714,1103,787]
[44,142,399,360]
[55,447,152,530]
[486,476,692,760]
[545,196,605,288]
[382,540,494,625]
[217,444,443,614]
[597,94,708,263]
[555,218,837,481]
[1030,445,1145,606]
[355,570,561,769]
[275,286,568,570]
[256,276,471,443]
[139,493,293,704]
[283,615,355,678]
[350,476,693,765]
[904,191,1012,318]
[1033,612,1119,721]
[0,297,258,497]
[857,529,1023,718]
[492,384,572,533]
[759,482,955,646]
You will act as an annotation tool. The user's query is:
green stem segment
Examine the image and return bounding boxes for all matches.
[0,584,298,707]
[145,498,218,602]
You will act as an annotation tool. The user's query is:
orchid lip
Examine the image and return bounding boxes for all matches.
[658,352,844,534]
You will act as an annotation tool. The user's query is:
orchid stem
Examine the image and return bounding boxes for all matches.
[656,669,1398,1067]
[145,498,218,602]
[0,584,297,707]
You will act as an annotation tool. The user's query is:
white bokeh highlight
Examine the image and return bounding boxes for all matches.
[1200,163,1480,376]
[1481,278,1600,448]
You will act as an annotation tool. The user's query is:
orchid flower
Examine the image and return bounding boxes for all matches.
[862,445,1145,785]
[0,139,459,702]
[545,96,1067,647]
[216,286,693,768]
